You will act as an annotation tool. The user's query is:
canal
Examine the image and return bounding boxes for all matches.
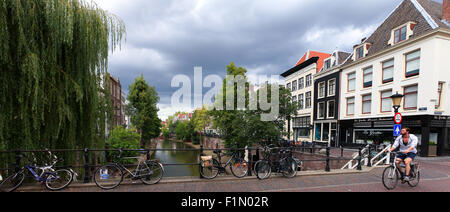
[151,139,200,177]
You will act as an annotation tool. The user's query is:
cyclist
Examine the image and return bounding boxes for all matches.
[389,127,418,183]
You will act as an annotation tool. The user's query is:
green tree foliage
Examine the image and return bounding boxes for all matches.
[0,0,125,154]
[192,106,211,145]
[210,62,299,149]
[161,127,170,140]
[174,121,188,141]
[127,75,161,147]
[106,126,140,163]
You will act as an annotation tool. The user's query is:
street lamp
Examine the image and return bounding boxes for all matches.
[390,92,404,113]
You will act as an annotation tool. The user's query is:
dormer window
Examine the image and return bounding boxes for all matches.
[394,26,407,44]
[324,59,331,70]
[353,43,370,61]
[389,22,416,46]
[356,46,364,60]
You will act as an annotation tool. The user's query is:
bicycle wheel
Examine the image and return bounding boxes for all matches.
[94,164,123,190]
[0,171,25,192]
[230,158,249,178]
[254,160,271,180]
[281,158,298,178]
[382,166,399,190]
[408,165,420,187]
[45,169,74,191]
[140,161,164,185]
[200,159,220,179]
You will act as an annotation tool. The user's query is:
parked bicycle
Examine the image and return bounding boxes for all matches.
[0,152,73,192]
[93,149,164,190]
[382,151,420,190]
[254,145,299,180]
[199,148,249,179]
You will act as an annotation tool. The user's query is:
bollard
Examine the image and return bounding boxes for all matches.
[199,145,204,179]
[340,146,344,158]
[247,147,252,177]
[357,148,362,171]
[83,148,90,183]
[367,146,372,167]
[15,151,21,173]
[325,147,330,172]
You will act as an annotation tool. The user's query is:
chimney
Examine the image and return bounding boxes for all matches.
[444,0,450,22]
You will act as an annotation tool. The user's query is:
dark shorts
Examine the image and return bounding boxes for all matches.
[397,152,416,160]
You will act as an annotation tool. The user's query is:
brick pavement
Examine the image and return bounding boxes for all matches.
[14,157,450,192]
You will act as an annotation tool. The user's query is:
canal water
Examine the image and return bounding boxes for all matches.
[151,139,200,177]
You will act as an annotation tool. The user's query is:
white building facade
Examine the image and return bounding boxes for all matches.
[338,0,450,156]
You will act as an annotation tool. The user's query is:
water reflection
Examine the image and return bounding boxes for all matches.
[151,140,200,177]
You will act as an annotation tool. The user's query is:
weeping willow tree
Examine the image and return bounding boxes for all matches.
[0,0,126,159]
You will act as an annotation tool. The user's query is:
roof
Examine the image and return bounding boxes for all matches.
[294,50,331,72]
[337,51,352,65]
[343,0,449,66]
[281,57,319,78]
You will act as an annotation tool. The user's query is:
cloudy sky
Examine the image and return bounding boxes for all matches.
[92,0,411,120]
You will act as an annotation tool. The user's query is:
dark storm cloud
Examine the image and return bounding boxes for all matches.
[94,0,405,119]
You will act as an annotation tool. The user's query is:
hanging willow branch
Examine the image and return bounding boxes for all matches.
[0,0,126,154]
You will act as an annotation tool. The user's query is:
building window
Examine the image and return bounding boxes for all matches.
[305,92,312,109]
[315,123,322,141]
[318,82,326,98]
[328,100,335,118]
[404,85,418,110]
[362,94,372,114]
[306,74,312,87]
[381,90,393,113]
[328,79,336,96]
[356,46,364,60]
[347,97,355,116]
[405,50,420,77]
[348,72,356,92]
[394,26,407,44]
[323,123,330,141]
[363,66,373,88]
[294,116,311,138]
[382,59,394,84]
[436,82,444,109]
[318,102,325,119]
[324,59,331,69]
[299,77,304,89]
[298,94,304,110]
[292,95,297,103]
[287,83,291,91]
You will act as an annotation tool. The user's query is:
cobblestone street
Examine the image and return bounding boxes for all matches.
[20,157,450,192]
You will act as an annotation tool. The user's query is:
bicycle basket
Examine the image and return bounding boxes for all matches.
[201,156,213,167]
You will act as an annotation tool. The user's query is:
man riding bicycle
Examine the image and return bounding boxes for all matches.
[389,127,418,183]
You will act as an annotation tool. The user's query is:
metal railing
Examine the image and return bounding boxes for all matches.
[0,145,362,183]
[341,144,391,170]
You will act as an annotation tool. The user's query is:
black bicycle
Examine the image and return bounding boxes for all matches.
[93,149,164,190]
[254,145,299,180]
[382,151,420,190]
[199,149,249,179]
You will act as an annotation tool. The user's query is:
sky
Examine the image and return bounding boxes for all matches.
[92,0,419,120]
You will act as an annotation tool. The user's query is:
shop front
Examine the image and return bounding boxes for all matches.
[339,115,450,157]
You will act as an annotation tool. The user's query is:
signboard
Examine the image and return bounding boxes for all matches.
[394,113,403,124]
[394,124,402,137]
